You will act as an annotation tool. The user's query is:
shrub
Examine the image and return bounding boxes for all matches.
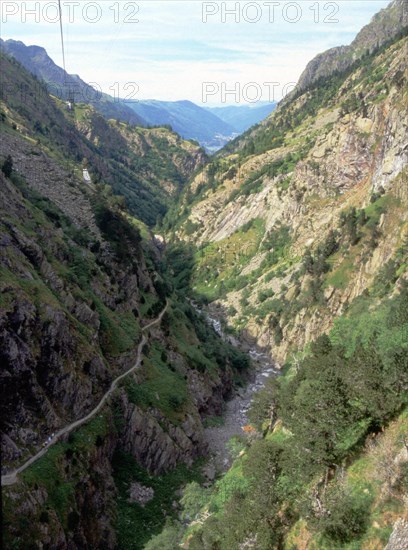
[314,484,372,543]
[1,154,13,178]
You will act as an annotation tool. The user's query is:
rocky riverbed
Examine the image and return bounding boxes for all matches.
[192,305,278,477]
[203,346,278,475]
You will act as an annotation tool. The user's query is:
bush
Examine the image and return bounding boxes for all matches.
[144,521,183,550]
[303,230,339,277]
[230,348,250,370]
[314,484,371,543]
[1,154,13,178]
[180,482,209,522]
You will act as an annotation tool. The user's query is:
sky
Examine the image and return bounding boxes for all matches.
[1,0,391,105]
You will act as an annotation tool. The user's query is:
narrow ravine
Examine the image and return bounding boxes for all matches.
[197,307,278,474]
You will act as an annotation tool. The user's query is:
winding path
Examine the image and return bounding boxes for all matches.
[1,302,168,487]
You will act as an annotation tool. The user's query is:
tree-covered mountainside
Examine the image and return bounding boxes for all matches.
[149,288,407,549]
[0,52,206,226]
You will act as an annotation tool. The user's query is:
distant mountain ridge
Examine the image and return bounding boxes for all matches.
[0,39,277,152]
[205,103,277,133]
[128,100,277,151]
[0,38,147,126]
[127,99,237,152]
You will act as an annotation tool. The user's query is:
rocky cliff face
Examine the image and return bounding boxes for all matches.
[169,30,408,364]
[121,399,206,474]
[4,417,119,548]
[0,148,239,549]
[0,55,237,549]
[289,0,407,97]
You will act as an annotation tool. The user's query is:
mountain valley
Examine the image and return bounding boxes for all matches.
[1,1,407,549]
[0,39,272,153]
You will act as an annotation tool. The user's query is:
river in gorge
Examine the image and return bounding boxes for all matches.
[198,307,279,476]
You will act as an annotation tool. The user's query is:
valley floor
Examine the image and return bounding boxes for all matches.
[204,349,277,472]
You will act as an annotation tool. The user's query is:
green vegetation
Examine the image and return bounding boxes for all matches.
[113,451,204,550]
[167,300,249,378]
[303,229,339,276]
[260,223,292,267]
[325,257,353,289]
[93,197,142,262]
[90,293,140,356]
[125,342,188,423]
[1,154,13,177]
[203,415,225,428]
[151,286,407,549]
[176,219,293,304]
[190,218,265,300]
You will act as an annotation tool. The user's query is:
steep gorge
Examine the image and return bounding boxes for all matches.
[1,2,407,548]
[150,6,408,547]
[0,53,248,549]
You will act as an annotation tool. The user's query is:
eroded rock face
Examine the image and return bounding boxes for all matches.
[187,365,234,418]
[119,393,207,475]
[0,270,111,461]
[385,518,408,550]
[175,33,408,365]
[128,482,154,505]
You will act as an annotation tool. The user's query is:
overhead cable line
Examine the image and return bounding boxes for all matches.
[58,0,67,76]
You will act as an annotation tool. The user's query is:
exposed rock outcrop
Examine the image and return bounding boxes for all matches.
[120,395,206,474]
[385,518,408,550]
[175,31,408,364]
[289,0,408,97]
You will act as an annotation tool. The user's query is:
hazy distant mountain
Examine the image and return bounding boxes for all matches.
[127,99,237,152]
[0,38,146,126]
[128,101,277,151]
[205,103,277,133]
[0,39,276,152]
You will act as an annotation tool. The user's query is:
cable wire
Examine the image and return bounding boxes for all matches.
[58,0,67,76]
